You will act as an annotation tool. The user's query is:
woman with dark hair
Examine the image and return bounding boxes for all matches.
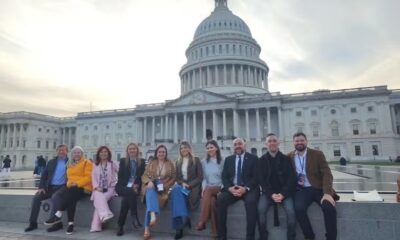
[141,144,175,240]
[45,146,93,234]
[115,143,145,236]
[90,146,119,232]
[170,141,203,239]
[196,140,224,237]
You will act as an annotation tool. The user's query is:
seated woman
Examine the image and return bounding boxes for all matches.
[45,146,93,234]
[90,146,119,232]
[115,143,145,236]
[170,141,203,239]
[196,140,224,237]
[141,144,175,240]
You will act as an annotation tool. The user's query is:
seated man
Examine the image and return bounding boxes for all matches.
[257,133,297,240]
[289,132,337,240]
[217,138,259,240]
[24,144,69,232]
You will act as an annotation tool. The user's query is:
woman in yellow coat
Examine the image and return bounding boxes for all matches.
[141,144,175,239]
[44,146,93,234]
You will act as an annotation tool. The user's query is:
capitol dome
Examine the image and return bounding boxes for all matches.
[179,0,269,96]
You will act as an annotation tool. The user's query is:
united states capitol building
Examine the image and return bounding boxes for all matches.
[1,0,400,169]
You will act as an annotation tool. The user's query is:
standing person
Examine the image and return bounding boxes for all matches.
[288,132,337,240]
[2,155,12,177]
[257,133,297,240]
[196,140,224,238]
[37,156,47,176]
[90,146,119,232]
[217,138,259,240]
[115,143,145,236]
[141,145,175,240]
[24,145,68,232]
[170,141,203,239]
[45,146,93,234]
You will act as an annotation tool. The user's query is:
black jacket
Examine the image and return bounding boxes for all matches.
[257,151,296,198]
[221,152,258,191]
[38,157,68,190]
[116,158,145,194]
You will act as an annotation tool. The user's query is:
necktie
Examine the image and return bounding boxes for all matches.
[237,155,242,185]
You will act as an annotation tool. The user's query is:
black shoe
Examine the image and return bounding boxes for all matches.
[132,214,142,228]
[24,222,38,232]
[66,224,74,235]
[185,218,192,229]
[174,229,183,239]
[47,222,63,232]
[44,215,61,225]
[116,226,124,236]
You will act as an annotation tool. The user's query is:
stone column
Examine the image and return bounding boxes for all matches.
[183,112,187,140]
[174,113,178,143]
[245,109,250,140]
[214,65,218,86]
[390,105,397,134]
[68,127,72,148]
[231,64,235,84]
[264,71,268,90]
[267,108,271,134]
[199,67,203,88]
[11,124,16,148]
[224,64,227,85]
[6,125,11,148]
[207,66,211,87]
[278,107,283,138]
[160,117,164,139]
[192,111,197,143]
[239,65,244,85]
[233,109,238,137]
[165,115,169,140]
[222,109,227,137]
[212,110,217,139]
[152,117,156,145]
[202,111,207,142]
[256,108,261,141]
[143,117,147,144]
[0,125,4,149]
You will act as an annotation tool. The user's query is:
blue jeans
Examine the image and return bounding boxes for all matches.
[144,188,160,227]
[170,185,189,230]
[257,194,296,240]
[294,187,337,240]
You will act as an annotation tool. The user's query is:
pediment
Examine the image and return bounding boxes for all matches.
[167,90,232,107]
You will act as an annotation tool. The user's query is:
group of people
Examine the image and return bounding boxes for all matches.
[24,132,337,240]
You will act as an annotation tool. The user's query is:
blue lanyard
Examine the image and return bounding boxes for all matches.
[297,154,306,174]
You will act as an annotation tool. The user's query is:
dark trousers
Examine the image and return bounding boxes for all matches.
[28,185,64,224]
[116,186,139,226]
[51,186,88,222]
[294,187,337,240]
[217,189,259,240]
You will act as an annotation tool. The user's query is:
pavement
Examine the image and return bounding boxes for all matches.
[0,221,208,240]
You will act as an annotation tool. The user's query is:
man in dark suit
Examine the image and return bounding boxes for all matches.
[24,144,69,232]
[217,138,259,240]
[288,132,337,240]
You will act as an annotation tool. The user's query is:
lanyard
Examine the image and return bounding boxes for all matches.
[297,153,306,174]
[157,160,165,178]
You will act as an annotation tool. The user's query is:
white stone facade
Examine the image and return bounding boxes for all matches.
[1,0,400,169]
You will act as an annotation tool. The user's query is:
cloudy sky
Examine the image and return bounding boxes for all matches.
[0,0,399,116]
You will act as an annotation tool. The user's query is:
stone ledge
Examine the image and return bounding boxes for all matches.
[0,192,399,240]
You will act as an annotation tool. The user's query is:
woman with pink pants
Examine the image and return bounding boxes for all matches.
[90,146,119,232]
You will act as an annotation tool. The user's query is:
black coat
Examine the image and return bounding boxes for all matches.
[221,152,258,191]
[116,158,145,194]
[38,157,68,190]
[2,157,11,168]
[257,151,296,198]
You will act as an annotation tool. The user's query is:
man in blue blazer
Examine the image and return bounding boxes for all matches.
[217,138,259,240]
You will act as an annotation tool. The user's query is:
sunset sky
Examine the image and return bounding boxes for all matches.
[0,0,399,116]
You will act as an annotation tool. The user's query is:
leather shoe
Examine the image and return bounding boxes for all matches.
[24,223,37,232]
[116,226,124,236]
[47,222,63,232]
[174,229,183,239]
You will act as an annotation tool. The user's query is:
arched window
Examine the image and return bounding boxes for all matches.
[331,120,339,137]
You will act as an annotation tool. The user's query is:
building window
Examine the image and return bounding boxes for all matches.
[219,45,222,54]
[53,141,57,149]
[330,109,336,114]
[46,129,50,133]
[331,121,339,136]
[225,44,229,54]
[94,126,98,130]
[311,110,317,116]
[212,45,215,55]
[54,130,57,134]
[118,124,122,129]
[312,126,319,137]
[37,140,41,149]
[296,111,302,117]
[350,107,357,113]
[372,145,379,156]
[38,128,42,132]
[369,123,377,135]
[46,141,49,149]
[106,125,110,129]
[16,140,20,147]
[85,126,88,131]
[352,124,359,135]
[333,146,341,157]
[354,145,361,156]
[368,106,374,112]
[23,140,26,148]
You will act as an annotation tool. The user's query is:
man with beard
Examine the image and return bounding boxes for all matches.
[217,138,259,240]
[257,133,296,240]
[288,132,337,240]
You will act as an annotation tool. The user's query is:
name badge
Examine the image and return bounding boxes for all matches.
[155,179,164,192]
[127,177,135,188]
[297,173,305,188]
